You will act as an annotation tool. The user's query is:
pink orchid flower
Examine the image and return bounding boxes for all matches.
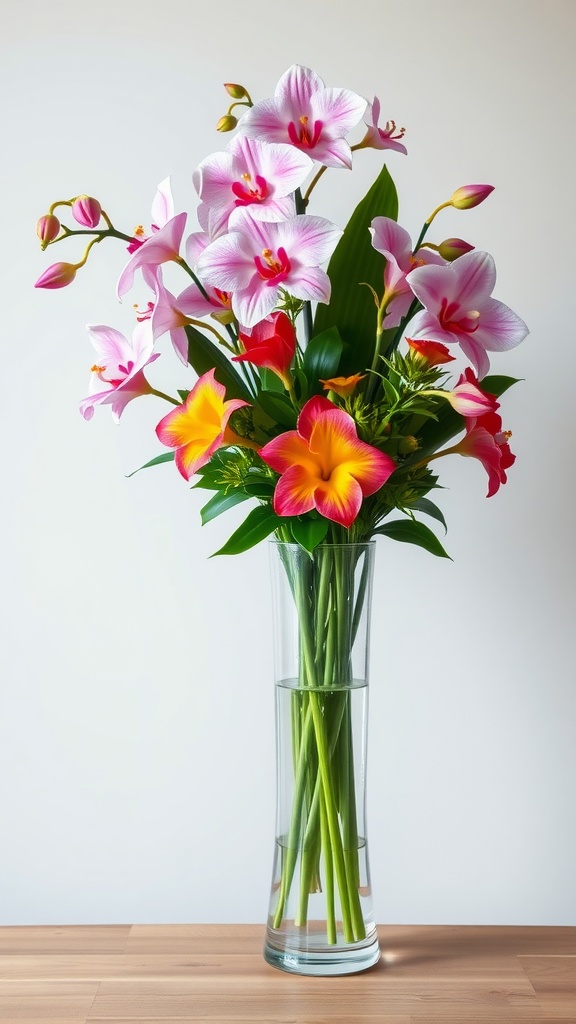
[260,395,395,528]
[79,321,160,423]
[126,177,175,253]
[116,212,187,299]
[195,207,341,328]
[239,64,366,169]
[406,250,529,378]
[369,217,445,328]
[193,135,312,238]
[361,97,407,154]
[442,367,500,418]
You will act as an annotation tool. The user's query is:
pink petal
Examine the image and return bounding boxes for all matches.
[150,177,174,228]
[286,265,331,304]
[274,64,325,118]
[195,230,256,292]
[275,215,342,267]
[232,281,278,328]
[273,464,318,517]
[370,217,413,268]
[472,297,529,352]
[310,86,366,139]
[116,212,187,298]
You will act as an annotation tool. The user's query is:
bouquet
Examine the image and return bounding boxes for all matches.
[34,64,528,973]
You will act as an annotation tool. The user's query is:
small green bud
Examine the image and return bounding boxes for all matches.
[399,435,419,455]
[216,114,238,133]
[224,83,247,99]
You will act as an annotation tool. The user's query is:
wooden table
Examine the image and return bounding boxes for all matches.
[0,924,574,1021]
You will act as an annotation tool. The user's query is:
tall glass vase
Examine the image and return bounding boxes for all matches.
[264,541,380,976]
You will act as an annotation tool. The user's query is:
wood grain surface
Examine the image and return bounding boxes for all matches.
[0,924,574,1022]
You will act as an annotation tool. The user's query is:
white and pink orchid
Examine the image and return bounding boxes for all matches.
[116,212,187,299]
[361,98,407,154]
[126,177,175,253]
[79,321,160,422]
[195,207,341,327]
[193,135,312,238]
[369,217,444,328]
[406,250,529,378]
[238,64,366,169]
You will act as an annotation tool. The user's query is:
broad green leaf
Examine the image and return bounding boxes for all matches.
[373,519,452,559]
[212,504,281,556]
[185,324,251,401]
[313,165,398,374]
[302,326,344,392]
[126,451,174,478]
[290,516,329,552]
[408,498,448,534]
[200,489,253,526]
[482,374,523,397]
[259,367,284,392]
[257,390,297,428]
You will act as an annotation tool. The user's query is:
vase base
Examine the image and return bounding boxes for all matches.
[263,931,381,976]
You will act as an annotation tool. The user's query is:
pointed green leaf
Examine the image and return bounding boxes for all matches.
[408,498,448,533]
[257,390,297,428]
[290,516,329,552]
[313,165,398,374]
[185,324,251,401]
[200,489,253,526]
[482,374,522,397]
[126,451,175,478]
[211,504,281,556]
[177,389,190,403]
[302,326,344,392]
[373,519,452,558]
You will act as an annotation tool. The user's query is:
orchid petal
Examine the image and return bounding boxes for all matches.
[150,177,174,228]
[116,212,187,298]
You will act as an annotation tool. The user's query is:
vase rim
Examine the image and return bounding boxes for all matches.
[269,539,376,549]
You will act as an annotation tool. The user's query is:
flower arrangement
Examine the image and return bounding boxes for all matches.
[35,63,527,557]
[34,64,528,972]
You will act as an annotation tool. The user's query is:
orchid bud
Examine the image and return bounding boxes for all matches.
[71,195,102,228]
[216,114,238,132]
[224,83,247,99]
[36,214,61,247]
[438,237,475,261]
[34,261,77,290]
[450,184,494,210]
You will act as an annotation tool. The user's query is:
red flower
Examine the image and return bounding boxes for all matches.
[234,312,296,389]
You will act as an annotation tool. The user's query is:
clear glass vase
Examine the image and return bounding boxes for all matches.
[264,541,380,976]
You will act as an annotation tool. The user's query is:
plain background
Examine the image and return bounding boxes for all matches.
[1,0,575,926]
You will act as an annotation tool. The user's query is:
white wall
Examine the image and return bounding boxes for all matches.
[1,0,575,926]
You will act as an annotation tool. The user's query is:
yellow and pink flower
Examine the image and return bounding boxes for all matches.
[260,396,395,528]
[156,368,252,480]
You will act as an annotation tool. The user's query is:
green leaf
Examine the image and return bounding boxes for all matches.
[373,519,452,559]
[185,325,251,401]
[257,390,297,428]
[211,504,281,556]
[200,489,253,526]
[259,367,284,393]
[177,389,190,403]
[125,451,174,478]
[302,326,344,392]
[313,165,399,374]
[289,516,329,552]
[408,498,448,534]
[482,374,523,398]
[380,376,400,405]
